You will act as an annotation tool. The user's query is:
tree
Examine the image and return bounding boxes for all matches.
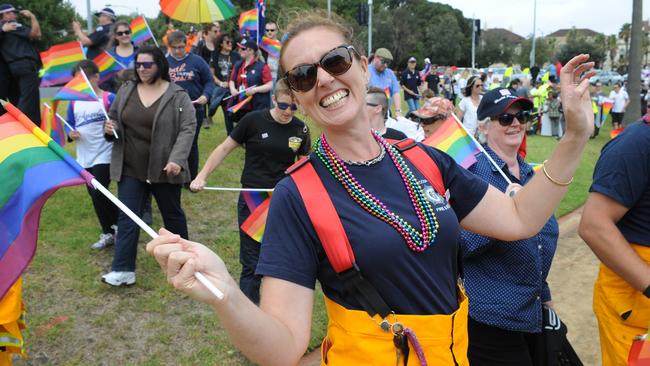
[625,0,643,124]
[619,22,631,66]
[8,0,78,49]
[607,35,619,68]
[517,37,552,67]
[476,31,515,67]
[555,29,606,67]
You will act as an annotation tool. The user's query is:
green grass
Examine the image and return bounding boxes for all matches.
[15,97,608,364]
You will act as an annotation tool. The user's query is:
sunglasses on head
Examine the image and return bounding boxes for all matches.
[116,30,131,36]
[284,45,358,92]
[135,61,155,69]
[494,110,531,126]
[276,102,297,111]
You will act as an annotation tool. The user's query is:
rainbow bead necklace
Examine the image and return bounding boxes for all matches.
[315,132,439,252]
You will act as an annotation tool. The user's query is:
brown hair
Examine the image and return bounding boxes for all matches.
[107,21,131,49]
[167,30,187,45]
[279,11,362,77]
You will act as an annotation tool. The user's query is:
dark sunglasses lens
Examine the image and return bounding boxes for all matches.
[277,103,296,111]
[321,48,352,75]
[517,111,530,123]
[287,65,317,92]
[117,30,131,36]
[497,114,515,126]
[136,62,154,69]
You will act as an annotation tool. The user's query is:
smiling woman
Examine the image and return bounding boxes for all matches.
[145,11,598,366]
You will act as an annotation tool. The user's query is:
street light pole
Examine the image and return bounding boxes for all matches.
[471,17,476,69]
[327,0,331,18]
[86,0,92,33]
[368,0,373,55]
[529,0,537,68]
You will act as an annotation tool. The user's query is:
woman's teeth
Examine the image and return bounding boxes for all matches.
[320,90,349,108]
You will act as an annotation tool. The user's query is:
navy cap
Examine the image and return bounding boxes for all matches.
[477,87,534,120]
[237,37,258,52]
[94,7,116,20]
[0,4,16,14]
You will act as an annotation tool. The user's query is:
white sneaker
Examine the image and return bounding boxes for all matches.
[91,233,115,250]
[101,271,136,286]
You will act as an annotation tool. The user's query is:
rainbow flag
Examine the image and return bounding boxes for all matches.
[228,95,253,113]
[130,16,154,45]
[529,163,543,173]
[242,191,271,213]
[238,8,257,35]
[40,102,64,146]
[52,72,97,102]
[93,51,126,84]
[260,36,281,58]
[0,101,92,299]
[39,42,85,87]
[610,127,624,139]
[240,196,271,243]
[602,98,614,117]
[422,115,479,168]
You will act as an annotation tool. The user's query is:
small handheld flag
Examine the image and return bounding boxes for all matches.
[93,51,126,84]
[610,127,624,139]
[39,42,85,87]
[130,16,157,47]
[40,102,65,146]
[238,8,257,35]
[260,36,281,58]
[228,95,253,113]
[602,98,613,117]
[240,196,272,243]
[53,73,98,102]
[422,115,479,169]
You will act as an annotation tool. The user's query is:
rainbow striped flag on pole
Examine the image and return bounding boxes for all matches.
[40,102,65,146]
[228,95,253,113]
[0,100,93,299]
[130,15,156,46]
[93,51,126,84]
[260,36,281,58]
[238,8,257,35]
[52,72,98,102]
[39,42,85,87]
[240,195,272,243]
[422,115,479,168]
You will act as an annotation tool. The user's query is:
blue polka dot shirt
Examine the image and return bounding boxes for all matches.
[459,146,559,333]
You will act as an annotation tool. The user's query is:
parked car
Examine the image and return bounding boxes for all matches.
[590,70,624,85]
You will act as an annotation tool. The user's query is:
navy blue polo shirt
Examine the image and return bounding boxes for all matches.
[400,69,421,100]
[257,145,488,315]
[590,121,650,247]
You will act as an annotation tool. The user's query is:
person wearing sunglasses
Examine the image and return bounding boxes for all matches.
[366,86,407,141]
[189,79,310,303]
[369,47,403,117]
[102,46,196,287]
[145,12,597,366]
[104,21,138,92]
[456,75,483,138]
[458,87,561,365]
[208,33,242,134]
[228,37,273,124]
[411,96,454,139]
[261,21,281,85]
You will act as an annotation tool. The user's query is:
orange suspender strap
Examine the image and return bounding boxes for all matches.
[393,138,446,196]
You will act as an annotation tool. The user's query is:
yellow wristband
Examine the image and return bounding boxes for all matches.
[542,160,573,186]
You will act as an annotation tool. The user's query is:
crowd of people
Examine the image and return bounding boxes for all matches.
[0,4,649,366]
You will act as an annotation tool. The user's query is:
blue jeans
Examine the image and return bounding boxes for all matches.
[406,97,419,114]
[111,176,188,272]
[237,194,262,304]
[188,106,204,180]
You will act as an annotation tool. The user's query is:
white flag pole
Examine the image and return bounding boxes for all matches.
[203,187,274,192]
[43,102,75,131]
[80,69,118,139]
[90,178,224,300]
[142,16,160,48]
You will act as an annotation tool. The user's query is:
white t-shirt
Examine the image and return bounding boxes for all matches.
[385,116,424,142]
[609,89,629,113]
[66,97,114,168]
[458,96,482,136]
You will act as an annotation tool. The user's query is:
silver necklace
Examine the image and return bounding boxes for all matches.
[342,143,386,166]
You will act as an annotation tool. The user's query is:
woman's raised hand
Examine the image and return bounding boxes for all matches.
[560,54,597,139]
[146,228,234,305]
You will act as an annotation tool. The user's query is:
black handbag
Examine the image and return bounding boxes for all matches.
[543,307,584,366]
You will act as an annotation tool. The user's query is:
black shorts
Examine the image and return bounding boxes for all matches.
[611,112,624,124]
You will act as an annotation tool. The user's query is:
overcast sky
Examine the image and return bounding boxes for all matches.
[69,0,648,37]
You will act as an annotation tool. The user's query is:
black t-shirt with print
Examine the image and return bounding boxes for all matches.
[230,109,311,188]
[213,51,241,82]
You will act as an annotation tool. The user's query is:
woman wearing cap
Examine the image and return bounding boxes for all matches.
[145,12,596,366]
[412,96,455,139]
[190,79,310,304]
[457,75,483,138]
[460,88,561,365]
[72,8,115,60]
[228,37,273,124]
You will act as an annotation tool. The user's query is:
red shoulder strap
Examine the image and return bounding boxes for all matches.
[290,161,356,273]
[394,139,446,196]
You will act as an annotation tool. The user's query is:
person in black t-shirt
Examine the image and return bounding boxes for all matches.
[401,56,422,114]
[73,7,115,60]
[0,3,41,123]
[208,33,241,134]
[425,66,440,96]
[189,79,310,303]
[366,86,407,141]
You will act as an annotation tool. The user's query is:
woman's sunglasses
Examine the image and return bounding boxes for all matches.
[135,61,155,69]
[284,45,358,92]
[494,111,531,126]
[276,102,297,111]
[116,30,131,36]
[412,115,445,125]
